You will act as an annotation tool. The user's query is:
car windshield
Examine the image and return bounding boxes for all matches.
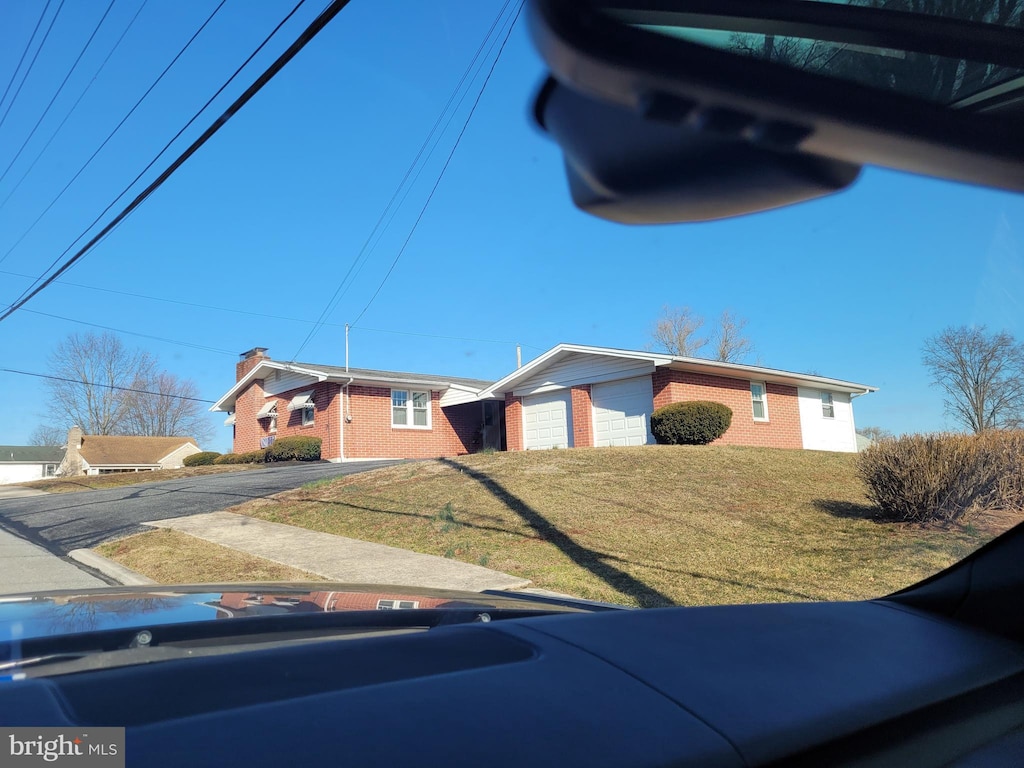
[0,0,1021,612]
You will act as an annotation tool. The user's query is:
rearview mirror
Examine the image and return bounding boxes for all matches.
[528,0,1024,223]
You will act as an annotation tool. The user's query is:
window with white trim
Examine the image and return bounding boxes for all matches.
[269,407,277,433]
[302,393,315,426]
[377,599,419,610]
[391,389,431,428]
[44,464,57,477]
[750,382,768,421]
[821,391,835,418]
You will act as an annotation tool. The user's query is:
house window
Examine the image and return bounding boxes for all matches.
[44,464,56,477]
[302,394,315,427]
[270,410,277,433]
[392,389,431,429]
[750,382,768,421]
[821,392,835,419]
[377,599,419,610]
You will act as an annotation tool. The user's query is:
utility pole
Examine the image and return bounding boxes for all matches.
[516,344,522,369]
[345,324,350,372]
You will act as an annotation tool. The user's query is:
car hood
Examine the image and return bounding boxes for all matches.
[0,583,612,642]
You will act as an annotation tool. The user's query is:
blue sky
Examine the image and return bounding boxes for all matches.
[0,0,1022,452]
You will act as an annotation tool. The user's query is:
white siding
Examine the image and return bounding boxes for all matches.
[440,387,482,407]
[158,443,203,469]
[0,463,49,485]
[513,353,656,396]
[798,388,858,452]
[264,369,319,396]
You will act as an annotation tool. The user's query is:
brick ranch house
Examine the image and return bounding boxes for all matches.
[213,345,876,459]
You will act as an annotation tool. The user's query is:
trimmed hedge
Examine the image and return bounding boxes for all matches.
[858,430,1024,523]
[651,401,733,446]
[266,436,322,462]
[184,451,220,467]
[214,450,267,464]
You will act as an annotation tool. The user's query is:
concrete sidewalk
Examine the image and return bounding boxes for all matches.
[146,512,531,592]
[0,528,106,594]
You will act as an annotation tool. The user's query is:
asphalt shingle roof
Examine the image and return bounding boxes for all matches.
[292,362,493,390]
[0,446,65,463]
[78,436,197,466]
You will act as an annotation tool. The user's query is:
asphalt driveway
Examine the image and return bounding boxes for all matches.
[0,461,400,555]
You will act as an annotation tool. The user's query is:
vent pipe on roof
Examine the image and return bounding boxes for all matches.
[516,344,522,369]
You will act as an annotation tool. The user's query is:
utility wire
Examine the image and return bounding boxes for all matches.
[0,0,352,321]
[290,0,514,361]
[0,0,66,134]
[0,267,546,349]
[0,0,225,262]
[0,367,215,403]
[0,0,117,188]
[19,308,236,355]
[0,0,148,212]
[350,1,524,329]
[0,0,53,114]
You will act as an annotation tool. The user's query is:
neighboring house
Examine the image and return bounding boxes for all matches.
[60,426,201,475]
[214,345,876,459]
[0,445,64,485]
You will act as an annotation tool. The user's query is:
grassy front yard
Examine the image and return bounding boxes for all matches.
[21,463,261,493]
[230,446,1012,607]
[95,446,1016,606]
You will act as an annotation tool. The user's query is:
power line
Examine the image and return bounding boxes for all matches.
[0,0,66,134]
[19,308,237,356]
[0,0,225,258]
[290,0,514,360]
[0,0,53,114]
[350,1,524,329]
[0,0,149,213]
[0,0,352,321]
[0,0,117,188]
[0,268,547,349]
[0,367,215,403]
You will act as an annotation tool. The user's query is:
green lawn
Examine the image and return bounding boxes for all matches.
[210,446,1013,607]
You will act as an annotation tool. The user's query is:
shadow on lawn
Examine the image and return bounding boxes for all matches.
[813,499,883,521]
[439,458,675,608]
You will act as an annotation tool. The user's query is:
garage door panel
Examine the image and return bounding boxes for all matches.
[592,377,654,448]
[523,392,572,450]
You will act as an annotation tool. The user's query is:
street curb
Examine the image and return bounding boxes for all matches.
[68,549,158,586]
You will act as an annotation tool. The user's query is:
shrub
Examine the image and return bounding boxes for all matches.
[265,436,322,462]
[184,451,220,467]
[651,401,733,446]
[214,450,267,464]
[858,431,1024,524]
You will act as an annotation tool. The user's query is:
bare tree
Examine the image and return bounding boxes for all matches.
[29,424,67,446]
[125,371,213,444]
[650,306,708,357]
[650,306,755,362]
[857,426,894,442]
[712,310,756,363]
[44,331,212,443]
[47,332,155,435]
[922,325,1024,433]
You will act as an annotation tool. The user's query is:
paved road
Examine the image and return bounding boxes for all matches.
[0,461,400,555]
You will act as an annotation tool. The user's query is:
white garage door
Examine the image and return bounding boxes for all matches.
[523,391,573,450]
[592,376,654,447]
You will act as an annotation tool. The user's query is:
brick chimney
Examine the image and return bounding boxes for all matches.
[237,347,270,382]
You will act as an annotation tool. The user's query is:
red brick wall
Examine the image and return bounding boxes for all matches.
[652,370,803,449]
[571,385,593,448]
[505,393,523,451]
[342,386,480,459]
[236,352,269,382]
[234,381,342,459]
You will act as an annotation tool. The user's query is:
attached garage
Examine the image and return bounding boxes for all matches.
[522,391,572,450]
[592,376,654,447]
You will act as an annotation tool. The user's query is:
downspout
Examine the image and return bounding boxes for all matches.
[340,377,354,461]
